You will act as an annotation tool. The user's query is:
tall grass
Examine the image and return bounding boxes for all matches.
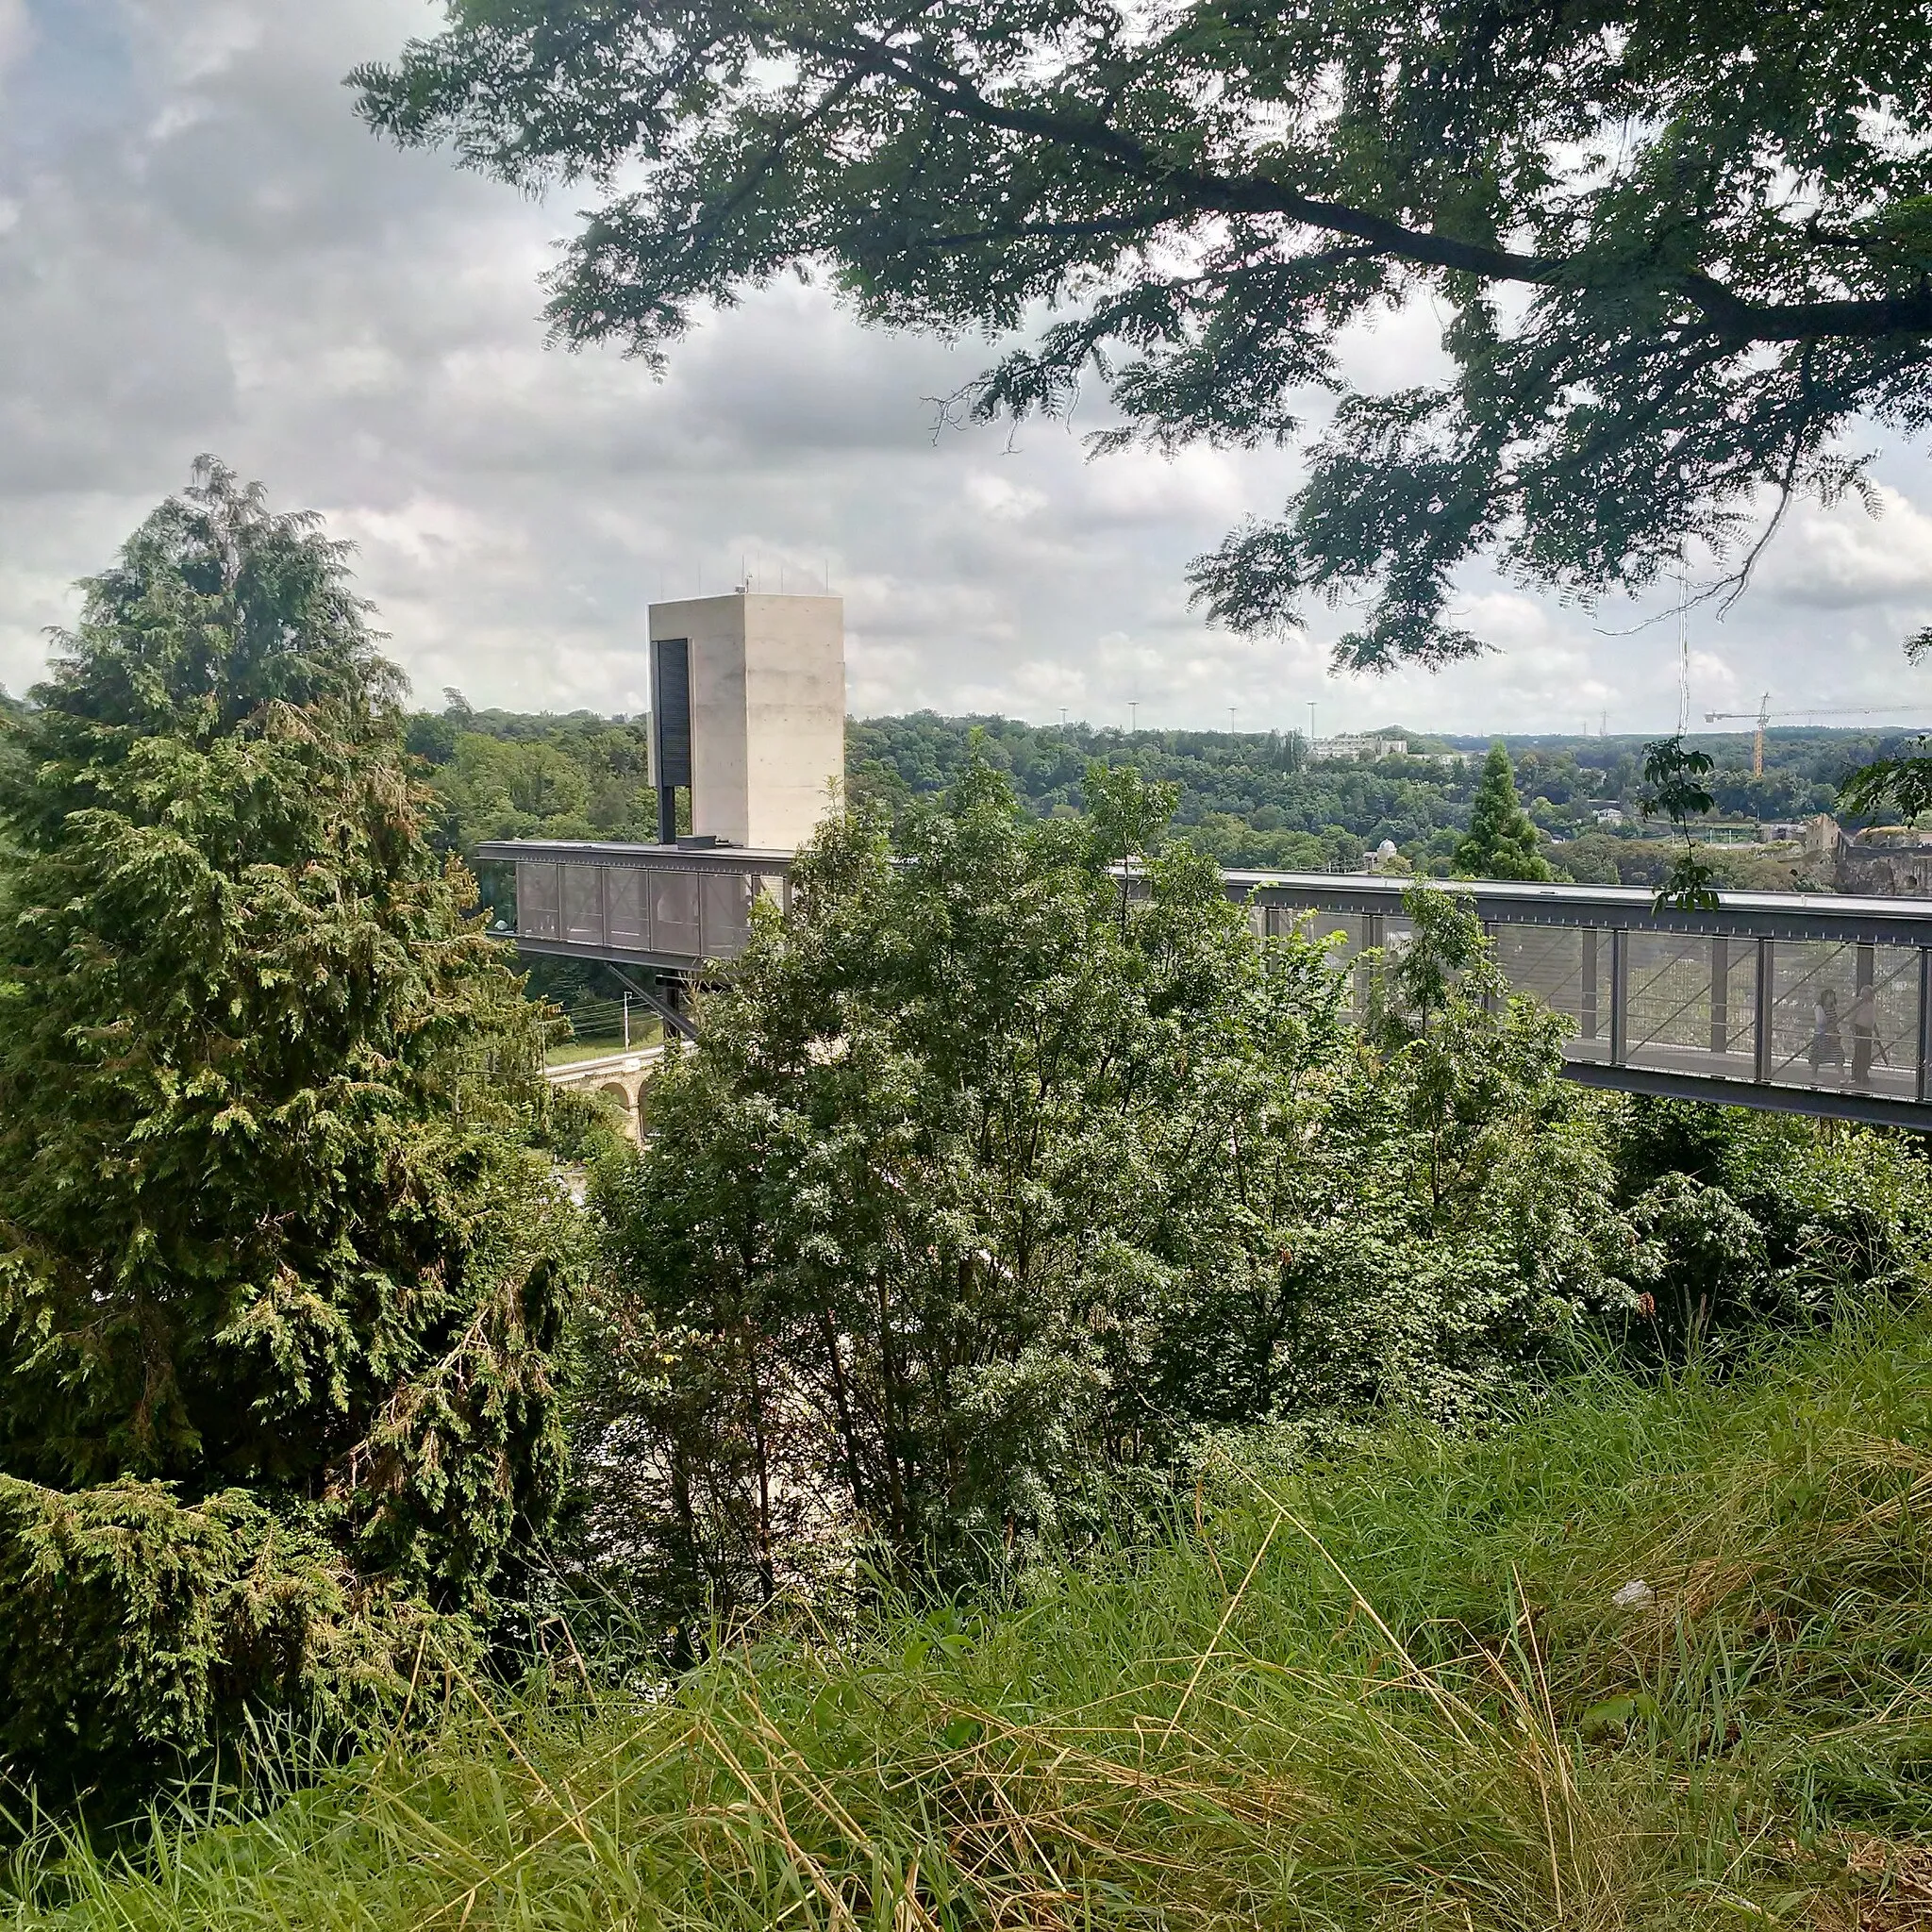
[8,1304,1932,1930]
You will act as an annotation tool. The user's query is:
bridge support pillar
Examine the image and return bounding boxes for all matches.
[1608,928,1627,1066]
[1920,950,1932,1105]
[1853,944,1876,1087]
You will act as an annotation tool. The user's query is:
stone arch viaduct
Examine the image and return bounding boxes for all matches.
[547,1044,667,1145]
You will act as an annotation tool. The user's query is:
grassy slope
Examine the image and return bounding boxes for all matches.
[543,1033,662,1068]
[12,1306,1932,1931]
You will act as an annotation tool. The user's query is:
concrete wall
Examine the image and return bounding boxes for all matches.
[649,591,844,850]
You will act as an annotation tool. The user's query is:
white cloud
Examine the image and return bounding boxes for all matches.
[1077,445,1253,525]
[963,472,1050,523]
[1757,486,1932,608]
[2,0,1931,737]
[0,0,31,88]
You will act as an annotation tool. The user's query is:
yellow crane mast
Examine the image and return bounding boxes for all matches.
[1702,694,1928,777]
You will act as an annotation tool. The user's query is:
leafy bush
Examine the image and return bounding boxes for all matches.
[1612,1099,1932,1357]
[536,1087,633,1166]
[572,760,1932,1641]
[575,754,1641,1631]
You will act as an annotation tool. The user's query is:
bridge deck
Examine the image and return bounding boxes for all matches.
[483,842,1932,1130]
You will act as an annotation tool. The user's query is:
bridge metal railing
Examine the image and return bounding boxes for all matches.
[1235,873,1932,1129]
[482,841,1932,1129]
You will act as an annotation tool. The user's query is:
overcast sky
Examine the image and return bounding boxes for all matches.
[5,0,1932,736]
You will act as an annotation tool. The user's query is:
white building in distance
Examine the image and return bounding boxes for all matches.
[1309,734,1412,763]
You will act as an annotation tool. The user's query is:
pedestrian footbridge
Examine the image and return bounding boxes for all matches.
[1234,873,1932,1131]
[485,840,1932,1131]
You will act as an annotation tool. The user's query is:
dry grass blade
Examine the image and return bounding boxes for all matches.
[1158,1505,1284,1747]
[1223,1458,1486,1750]
[9,1301,1930,1932]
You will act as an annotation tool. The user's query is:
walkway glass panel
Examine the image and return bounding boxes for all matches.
[1491,924,1608,1063]
[1228,871,1932,1129]
[1765,941,1920,1107]
[1623,935,1758,1084]
[475,840,791,973]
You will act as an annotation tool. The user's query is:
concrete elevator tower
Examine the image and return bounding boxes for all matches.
[647,591,846,850]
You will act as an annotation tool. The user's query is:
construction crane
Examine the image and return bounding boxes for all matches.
[1702,693,1929,776]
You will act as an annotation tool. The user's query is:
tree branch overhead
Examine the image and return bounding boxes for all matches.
[356,0,1932,668]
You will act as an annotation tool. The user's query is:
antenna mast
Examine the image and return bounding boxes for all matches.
[1675,572,1690,736]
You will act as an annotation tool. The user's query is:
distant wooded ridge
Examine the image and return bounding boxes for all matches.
[415,700,1923,900]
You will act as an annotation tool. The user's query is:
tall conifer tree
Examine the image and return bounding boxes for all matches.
[1453,745,1553,881]
[0,461,571,1797]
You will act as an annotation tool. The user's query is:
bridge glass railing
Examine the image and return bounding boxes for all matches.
[1492,924,1609,1063]
[1623,935,1758,1084]
[1241,875,1932,1119]
[493,848,1932,1123]
[1766,941,1920,1105]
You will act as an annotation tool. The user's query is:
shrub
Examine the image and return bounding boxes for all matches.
[578,758,1639,1633]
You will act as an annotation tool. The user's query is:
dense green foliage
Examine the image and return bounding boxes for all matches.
[1840,626,1932,824]
[581,758,1617,1617]
[359,3,1932,669]
[850,710,1880,882]
[1608,1098,1930,1361]
[406,693,657,855]
[567,752,1932,1640]
[851,712,1421,867]
[0,691,23,874]
[16,1299,1932,1929]
[396,699,1890,886]
[0,466,575,1802]
[1453,743,1552,880]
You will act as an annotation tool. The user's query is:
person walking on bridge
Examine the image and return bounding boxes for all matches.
[1848,980,1884,1085]
[1810,987,1846,1082]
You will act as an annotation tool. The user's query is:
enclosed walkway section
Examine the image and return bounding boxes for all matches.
[478,839,792,973]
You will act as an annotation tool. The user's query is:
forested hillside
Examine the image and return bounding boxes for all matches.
[401,693,1910,886]
[405,695,658,850]
[12,680,1901,901]
[848,713,1902,875]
